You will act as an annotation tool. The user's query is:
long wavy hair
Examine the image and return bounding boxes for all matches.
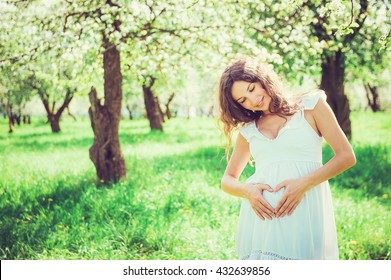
[218,57,300,159]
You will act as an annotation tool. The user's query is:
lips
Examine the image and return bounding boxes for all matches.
[256,96,265,108]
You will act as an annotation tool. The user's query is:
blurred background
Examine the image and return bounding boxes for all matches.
[0,0,390,260]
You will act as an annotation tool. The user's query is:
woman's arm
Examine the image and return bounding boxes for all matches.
[274,97,356,218]
[221,132,275,220]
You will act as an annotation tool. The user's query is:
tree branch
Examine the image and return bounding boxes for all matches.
[56,88,74,118]
[51,101,56,114]
[343,0,369,44]
[106,0,121,8]
[304,0,334,42]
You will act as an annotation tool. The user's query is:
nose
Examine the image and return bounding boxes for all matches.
[248,91,258,106]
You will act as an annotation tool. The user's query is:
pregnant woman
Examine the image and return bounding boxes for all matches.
[218,57,356,260]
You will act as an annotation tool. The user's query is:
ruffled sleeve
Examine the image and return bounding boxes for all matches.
[301,89,327,110]
[239,122,256,142]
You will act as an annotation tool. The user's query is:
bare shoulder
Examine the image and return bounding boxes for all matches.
[304,95,336,137]
[311,96,345,140]
[312,96,337,122]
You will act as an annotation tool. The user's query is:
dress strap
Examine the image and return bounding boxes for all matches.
[301,89,327,110]
[239,122,256,142]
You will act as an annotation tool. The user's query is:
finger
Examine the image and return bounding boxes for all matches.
[257,184,273,192]
[250,204,264,219]
[254,208,265,220]
[257,204,274,220]
[278,200,293,218]
[288,203,298,216]
[259,197,275,215]
[276,198,289,217]
[275,195,287,213]
[274,181,286,192]
[252,203,272,220]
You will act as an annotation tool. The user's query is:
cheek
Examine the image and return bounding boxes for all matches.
[262,94,271,105]
[240,102,251,110]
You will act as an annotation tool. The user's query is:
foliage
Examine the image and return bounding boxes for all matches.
[0,66,34,111]
[0,112,390,260]
[0,0,100,123]
[231,0,390,87]
[1,0,390,119]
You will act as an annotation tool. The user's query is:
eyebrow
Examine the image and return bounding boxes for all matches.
[235,82,252,102]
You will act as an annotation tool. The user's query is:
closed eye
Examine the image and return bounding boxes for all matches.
[238,97,246,104]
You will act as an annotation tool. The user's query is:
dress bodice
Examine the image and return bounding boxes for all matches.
[239,90,326,169]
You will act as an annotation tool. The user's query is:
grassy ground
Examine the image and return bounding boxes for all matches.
[0,112,390,260]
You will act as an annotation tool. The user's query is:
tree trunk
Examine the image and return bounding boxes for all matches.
[143,79,163,131]
[6,103,14,133]
[364,84,380,112]
[165,92,175,119]
[48,114,61,133]
[320,50,352,138]
[88,37,127,184]
[8,117,14,133]
[14,113,21,126]
[38,88,74,133]
[166,106,172,120]
[126,105,133,120]
[155,96,165,123]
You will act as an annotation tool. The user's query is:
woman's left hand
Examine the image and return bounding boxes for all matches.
[274,178,309,218]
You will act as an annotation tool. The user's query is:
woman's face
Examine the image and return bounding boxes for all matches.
[231,81,271,114]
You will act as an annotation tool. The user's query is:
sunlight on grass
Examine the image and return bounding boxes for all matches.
[0,113,390,260]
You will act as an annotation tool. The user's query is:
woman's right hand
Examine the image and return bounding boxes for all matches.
[244,183,275,220]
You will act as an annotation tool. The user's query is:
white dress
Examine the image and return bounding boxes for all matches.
[237,91,338,260]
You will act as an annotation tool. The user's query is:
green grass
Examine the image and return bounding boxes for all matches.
[0,112,390,260]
